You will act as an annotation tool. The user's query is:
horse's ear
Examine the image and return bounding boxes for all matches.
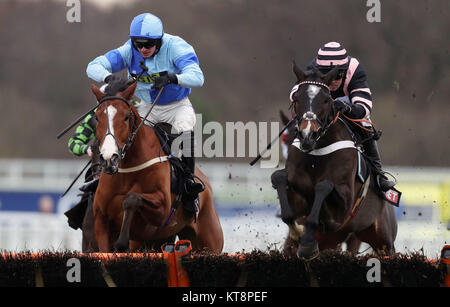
[322,66,339,86]
[91,84,106,102]
[121,82,137,101]
[293,60,306,83]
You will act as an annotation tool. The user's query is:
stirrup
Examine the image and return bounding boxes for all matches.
[185,177,204,195]
[376,172,396,192]
[193,198,199,222]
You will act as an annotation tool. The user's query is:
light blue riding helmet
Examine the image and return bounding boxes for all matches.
[129,13,164,40]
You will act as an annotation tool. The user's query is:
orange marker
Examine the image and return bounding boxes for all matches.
[441,245,450,287]
[162,240,191,287]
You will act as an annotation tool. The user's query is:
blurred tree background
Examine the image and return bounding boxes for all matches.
[0,0,448,166]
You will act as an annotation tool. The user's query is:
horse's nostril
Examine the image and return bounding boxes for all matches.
[111,154,120,165]
[100,156,106,167]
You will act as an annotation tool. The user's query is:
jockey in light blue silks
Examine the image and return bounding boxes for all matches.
[86,12,204,209]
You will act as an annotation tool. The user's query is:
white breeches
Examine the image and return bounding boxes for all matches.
[137,97,196,134]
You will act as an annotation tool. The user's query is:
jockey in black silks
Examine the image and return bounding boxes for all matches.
[306,41,395,191]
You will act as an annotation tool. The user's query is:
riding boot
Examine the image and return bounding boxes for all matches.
[180,156,202,221]
[64,192,90,230]
[183,156,205,195]
[180,131,203,219]
[364,139,395,191]
[180,130,204,195]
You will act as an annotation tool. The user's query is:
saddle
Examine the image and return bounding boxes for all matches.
[152,123,199,216]
[324,116,400,207]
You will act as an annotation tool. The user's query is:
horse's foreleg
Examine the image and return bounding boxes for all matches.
[343,233,362,253]
[283,232,299,256]
[271,169,295,224]
[357,203,397,256]
[273,169,302,255]
[114,193,144,252]
[82,195,98,252]
[94,213,112,252]
[188,193,224,253]
[129,240,144,252]
[298,180,334,260]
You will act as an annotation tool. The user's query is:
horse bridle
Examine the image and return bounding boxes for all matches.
[291,80,337,143]
[98,96,137,160]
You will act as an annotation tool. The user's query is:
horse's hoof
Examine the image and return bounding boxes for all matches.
[114,240,129,252]
[297,242,319,260]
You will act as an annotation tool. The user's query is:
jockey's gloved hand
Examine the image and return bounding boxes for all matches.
[153,71,178,90]
[338,100,367,119]
[104,74,128,84]
[334,98,352,115]
[103,75,131,94]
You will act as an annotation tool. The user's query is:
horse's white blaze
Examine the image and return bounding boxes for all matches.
[302,120,311,138]
[306,85,321,110]
[100,106,119,160]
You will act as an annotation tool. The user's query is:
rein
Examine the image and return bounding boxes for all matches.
[291,81,337,143]
[291,80,379,146]
[341,114,377,133]
[99,87,164,161]
[57,60,149,140]
[125,87,165,158]
[99,96,137,160]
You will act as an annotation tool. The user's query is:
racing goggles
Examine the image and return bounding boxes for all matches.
[133,38,158,49]
[319,68,346,80]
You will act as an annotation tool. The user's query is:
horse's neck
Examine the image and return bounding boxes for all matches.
[316,119,353,148]
[121,126,162,168]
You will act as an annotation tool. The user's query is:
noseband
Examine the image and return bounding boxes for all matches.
[291,81,337,143]
[99,96,137,160]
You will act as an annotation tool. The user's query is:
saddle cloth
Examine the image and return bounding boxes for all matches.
[356,151,401,207]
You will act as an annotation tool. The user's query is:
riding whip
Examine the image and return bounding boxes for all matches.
[139,86,164,125]
[61,159,91,197]
[56,61,149,140]
[249,115,298,166]
[121,86,165,157]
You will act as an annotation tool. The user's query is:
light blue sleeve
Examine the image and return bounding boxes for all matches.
[170,37,204,88]
[86,42,132,82]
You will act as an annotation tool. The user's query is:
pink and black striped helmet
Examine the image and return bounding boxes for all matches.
[315,42,350,71]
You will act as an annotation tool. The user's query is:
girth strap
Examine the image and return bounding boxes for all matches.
[118,156,169,173]
[292,139,356,155]
[336,174,371,232]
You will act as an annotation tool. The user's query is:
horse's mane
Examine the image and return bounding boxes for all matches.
[305,67,323,80]
[104,78,130,97]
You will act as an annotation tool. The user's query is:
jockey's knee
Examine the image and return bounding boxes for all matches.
[171,104,196,134]
[171,117,195,135]
[170,130,196,158]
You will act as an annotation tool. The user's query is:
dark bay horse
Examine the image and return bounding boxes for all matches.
[90,82,223,253]
[275,64,397,260]
[277,110,362,255]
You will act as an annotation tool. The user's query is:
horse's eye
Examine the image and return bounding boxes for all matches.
[124,114,129,121]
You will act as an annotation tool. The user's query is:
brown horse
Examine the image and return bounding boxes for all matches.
[90,82,223,253]
[274,63,397,260]
[276,110,363,255]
